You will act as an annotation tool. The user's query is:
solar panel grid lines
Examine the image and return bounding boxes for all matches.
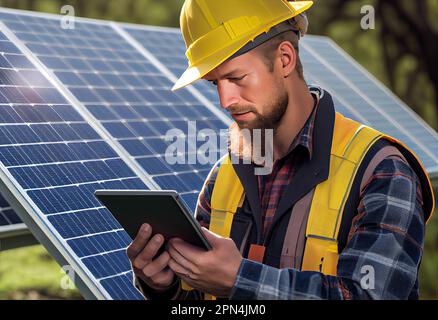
[0,12,230,210]
[0,192,19,226]
[0,21,42,237]
[0,139,109,300]
[325,37,438,143]
[111,22,232,127]
[0,20,159,192]
[300,38,438,171]
[0,9,231,299]
[124,25,438,176]
[0,22,148,299]
[121,24,224,115]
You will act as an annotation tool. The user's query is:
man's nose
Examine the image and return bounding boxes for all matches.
[217,82,240,110]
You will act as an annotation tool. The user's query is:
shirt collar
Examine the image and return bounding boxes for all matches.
[285,85,322,161]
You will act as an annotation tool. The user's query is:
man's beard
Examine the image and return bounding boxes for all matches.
[227,91,288,165]
[228,90,289,131]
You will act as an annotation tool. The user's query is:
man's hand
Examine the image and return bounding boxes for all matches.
[167,227,242,298]
[127,223,175,291]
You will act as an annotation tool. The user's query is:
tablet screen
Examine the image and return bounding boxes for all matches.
[94,190,212,251]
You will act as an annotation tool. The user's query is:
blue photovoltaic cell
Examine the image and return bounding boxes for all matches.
[124,25,438,174]
[299,37,438,171]
[0,26,147,299]
[1,13,229,212]
[124,26,224,116]
[0,193,22,227]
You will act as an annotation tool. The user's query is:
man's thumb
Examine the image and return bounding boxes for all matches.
[201,227,222,246]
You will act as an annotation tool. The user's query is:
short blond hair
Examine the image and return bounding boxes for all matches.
[256,30,304,81]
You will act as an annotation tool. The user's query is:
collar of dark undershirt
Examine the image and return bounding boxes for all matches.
[280,86,321,162]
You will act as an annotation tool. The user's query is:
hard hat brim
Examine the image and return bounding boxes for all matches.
[172,1,313,91]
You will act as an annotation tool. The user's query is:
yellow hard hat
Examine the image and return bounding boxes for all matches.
[172,0,314,91]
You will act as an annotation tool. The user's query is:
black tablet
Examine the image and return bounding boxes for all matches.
[94,190,212,251]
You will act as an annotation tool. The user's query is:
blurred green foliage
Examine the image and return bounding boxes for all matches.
[0,245,82,299]
[420,204,438,299]
[0,0,436,300]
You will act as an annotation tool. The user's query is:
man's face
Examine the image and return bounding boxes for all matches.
[203,50,289,130]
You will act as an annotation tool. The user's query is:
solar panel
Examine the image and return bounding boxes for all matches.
[299,37,438,174]
[123,25,224,116]
[0,28,28,240]
[0,191,36,252]
[123,24,438,179]
[0,22,150,299]
[0,8,231,300]
[0,194,37,250]
[0,193,20,226]
[0,11,230,211]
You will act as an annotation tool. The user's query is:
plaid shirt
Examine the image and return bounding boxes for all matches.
[195,91,426,300]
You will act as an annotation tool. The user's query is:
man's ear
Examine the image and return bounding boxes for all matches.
[278,41,297,78]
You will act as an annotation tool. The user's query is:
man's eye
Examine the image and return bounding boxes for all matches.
[230,75,246,82]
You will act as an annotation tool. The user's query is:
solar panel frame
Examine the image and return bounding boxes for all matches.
[0,221,37,251]
[0,192,20,225]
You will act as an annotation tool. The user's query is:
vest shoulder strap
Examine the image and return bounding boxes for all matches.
[204,155,244,300]
[210,154,244,237]
[305,113,381,239]
[302,113,384,275]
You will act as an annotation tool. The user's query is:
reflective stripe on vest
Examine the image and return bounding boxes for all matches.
[209,112,435,284]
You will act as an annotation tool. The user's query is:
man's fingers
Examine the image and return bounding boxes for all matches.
[127,223,152,260]
[168,238,204,263]
[133,234,165,269]
[168,257,191,277]
[150,268,175,287]
[141,251,171,278]
[167,243,198,275]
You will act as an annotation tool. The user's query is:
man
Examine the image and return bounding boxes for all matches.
[128,0,435,299]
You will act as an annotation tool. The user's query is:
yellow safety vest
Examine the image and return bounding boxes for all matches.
[183,112,435,299]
